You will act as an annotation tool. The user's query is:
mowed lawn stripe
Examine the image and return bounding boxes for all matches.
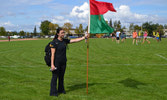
[0,38,167,100]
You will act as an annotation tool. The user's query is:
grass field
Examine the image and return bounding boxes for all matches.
[0,38,167,100]
[0,38,8,40]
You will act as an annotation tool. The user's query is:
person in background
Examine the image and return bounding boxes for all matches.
[156,31,160,42]
[132,30,138,45]
[138,30,142,42]
[8,36,10,42]
[116,30,120,44]
[111,32,116,42]
[142,30,150,44]
[121,31,126,43]
[153,31,156,39]
[159,31,162,41]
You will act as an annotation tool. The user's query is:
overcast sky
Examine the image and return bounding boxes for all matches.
[0,0,167,32]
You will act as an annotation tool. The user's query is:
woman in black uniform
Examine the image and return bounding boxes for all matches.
[49,27,88,96]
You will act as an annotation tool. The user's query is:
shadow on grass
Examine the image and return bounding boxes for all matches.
[118,78,147,89]
[66,82,115,93]
[66,83,95,93]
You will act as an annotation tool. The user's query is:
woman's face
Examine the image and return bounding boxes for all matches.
[58,30,65,39]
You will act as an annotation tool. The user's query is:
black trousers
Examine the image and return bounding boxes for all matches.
[50,63,66,95]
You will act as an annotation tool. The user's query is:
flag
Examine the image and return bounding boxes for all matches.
[88,0,116,34]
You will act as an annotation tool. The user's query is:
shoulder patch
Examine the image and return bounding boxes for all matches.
[50,44,53,47]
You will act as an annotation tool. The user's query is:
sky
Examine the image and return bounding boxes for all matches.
[0,0,167,32]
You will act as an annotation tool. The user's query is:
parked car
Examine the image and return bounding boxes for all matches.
[69,36,78,38]
[50,35,54,38]
[0,36,7,38]
[10,35,20,39]
[162,35,167,38]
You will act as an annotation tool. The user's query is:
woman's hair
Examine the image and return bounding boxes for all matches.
[53,27,63,40]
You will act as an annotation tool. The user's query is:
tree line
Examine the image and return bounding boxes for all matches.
[109,19,167,36]
[40,20,85,36]
[0,26,38,37]
[40,20,167,36]
[0,20,167,36]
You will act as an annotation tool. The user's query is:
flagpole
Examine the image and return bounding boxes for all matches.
[86,0,116,94]
[86,37,89,94]
[86,0,90,95]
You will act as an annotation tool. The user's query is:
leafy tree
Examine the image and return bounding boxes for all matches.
[142,22,165,36]
[27,32,30,37]
[113,21,117,30]
[75,24,84,35]
[79,24,84,34]
[113,20,121,30]
[6,31,12,36]
[117,20,121,30]
[152,23,159,31]
[0,27,6,36]
[12,31,18,35]
[49,23,59,35]
[109,19,112,28]
[157,25,164,35]
[75,27,80,34]
[33,26,37,36]
[142,22,153,35]
[134,25,141,30]
[63,22,73,34]
[54,24,59,29]
[85,26,88,32]
[129,23,134,34]
[49,23,55,35]
[40,20,51,35]
[19,30,25,36]
[129,23,134,30]
[164,24,167,29]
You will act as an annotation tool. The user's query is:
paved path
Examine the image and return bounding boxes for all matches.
[0,38,40,42]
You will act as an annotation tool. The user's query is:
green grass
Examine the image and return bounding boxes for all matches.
[0,38,8,40]
[0,38,167,100]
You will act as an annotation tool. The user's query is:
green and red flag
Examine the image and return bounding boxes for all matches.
[86,0,116,94]
[88,0,116,34]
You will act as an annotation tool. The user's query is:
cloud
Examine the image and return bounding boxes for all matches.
[0,21,19,31]
[70,2,89,19]
[104,5,161,24]
[51,16,72,26]
[0,21,37,32]
[1,1,167,32]
[0,21,14,27]
[70,2,167,26]
[40,16,51,21]
[69,2,89,27]
[35,22,41,26]
[2,15,73,32]
[39,15,72,26]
